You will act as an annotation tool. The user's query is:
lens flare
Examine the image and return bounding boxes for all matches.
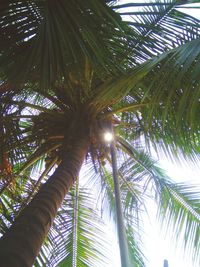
[104,132,113,142]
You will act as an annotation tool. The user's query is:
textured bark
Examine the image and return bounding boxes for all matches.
[0,130,89,267]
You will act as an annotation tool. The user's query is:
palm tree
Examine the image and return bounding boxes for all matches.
[0,0,200,266]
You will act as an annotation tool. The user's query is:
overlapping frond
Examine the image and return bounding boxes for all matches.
[116,137,200,265]
[82,163,146,267]
[154,178,200,264]
[0,1,200,266]
[0,173,36,234]
[35,186,111,267]
[0,0,131,88]
[0,172,111,267]
[115,0,200,61]
[128,39,200,158]
[93,38,200,159]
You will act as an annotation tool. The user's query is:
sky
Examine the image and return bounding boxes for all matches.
[109,1,200,267]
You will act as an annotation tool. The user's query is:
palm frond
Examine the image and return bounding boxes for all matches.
[0,2,200,265]
[94,38,200,159]
[126,225,146,267]
[116,138,200,265]
[81,156,147,266]
[130,39,200,158]
[154,178,200,265]
[115,0,200,61]
[0,0,131,88]
[38,186,111,267]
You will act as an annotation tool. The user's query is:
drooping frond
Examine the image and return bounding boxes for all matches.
[35,186,111,267]
[0,2,200,265]
[126,225,146,267]
[0,0,131,88]
[128,39,200,158]
[93,38,200,159]
[0,174,36,233]
[0,173,112,267]
[117,137,200,265]
[115,0,200,61]
[154,178,200,265]
[81,154,146,266]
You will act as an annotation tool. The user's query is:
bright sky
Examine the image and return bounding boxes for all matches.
[110,1,200,267]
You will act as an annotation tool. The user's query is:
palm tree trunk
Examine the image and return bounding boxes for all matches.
[110,142,130,267]
[164,259,169,267]
[0,132,89,267]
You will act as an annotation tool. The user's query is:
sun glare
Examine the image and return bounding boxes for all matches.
[104,132,113,142]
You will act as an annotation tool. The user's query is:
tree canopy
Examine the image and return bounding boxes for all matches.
[0,0,200,266]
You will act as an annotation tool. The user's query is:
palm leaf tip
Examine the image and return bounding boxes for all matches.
[155,179,200,264]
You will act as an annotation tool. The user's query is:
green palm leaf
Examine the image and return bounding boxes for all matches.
[82,158,146,266]
[0,1,200,266]
[115,0,200,60]
[117,137,200,264]
[39,186,111,267]
[155,179,200,265]
[0,0,130,88]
